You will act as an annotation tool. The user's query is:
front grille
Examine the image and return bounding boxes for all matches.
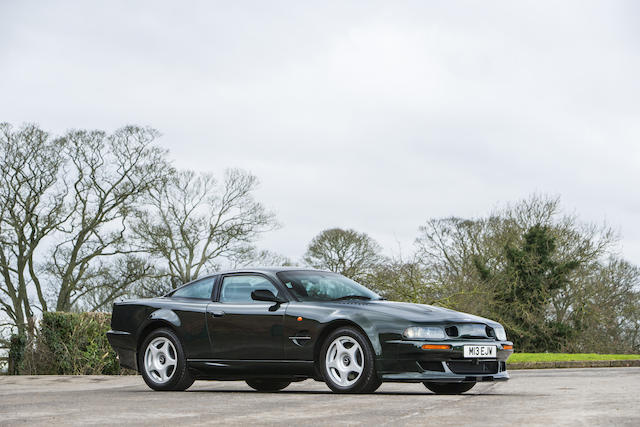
[447,360,498,374]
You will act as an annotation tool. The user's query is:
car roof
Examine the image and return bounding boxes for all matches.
[206,266,328,277]
[184,266,333,282]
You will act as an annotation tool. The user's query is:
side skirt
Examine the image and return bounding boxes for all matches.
[187,359,315,380]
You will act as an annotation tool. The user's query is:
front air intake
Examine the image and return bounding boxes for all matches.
[418,361,445,372]
[486,326,496,339]
[445,326,459,337]
[444,323,491,339]
[447,361,499,375]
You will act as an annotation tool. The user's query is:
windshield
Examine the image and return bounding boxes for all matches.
[276,270,382,302]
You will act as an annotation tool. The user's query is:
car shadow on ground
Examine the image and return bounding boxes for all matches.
[123,389,544,397]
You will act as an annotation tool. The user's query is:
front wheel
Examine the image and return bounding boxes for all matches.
[423,381,475,394]
[139,328,194,391]
[320,327,381,393]
[246,379,291,392]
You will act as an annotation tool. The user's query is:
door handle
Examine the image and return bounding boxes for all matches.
[209,310,225,317]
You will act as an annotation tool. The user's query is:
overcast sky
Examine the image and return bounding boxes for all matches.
[1,1,639,266]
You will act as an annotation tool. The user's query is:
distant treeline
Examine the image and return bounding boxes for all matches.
[308,198,639,354]
[1,123,638,356]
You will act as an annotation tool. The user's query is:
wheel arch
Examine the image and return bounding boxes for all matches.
[313,319,377,369]
[136,319,183,370]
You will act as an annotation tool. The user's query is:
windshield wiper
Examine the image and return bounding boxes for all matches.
[330,295,373,301]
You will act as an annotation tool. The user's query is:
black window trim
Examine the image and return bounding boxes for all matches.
[215,272,291,303]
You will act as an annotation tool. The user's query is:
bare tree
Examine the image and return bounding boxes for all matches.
[303,228,382,281]
[566,258,640,353]
[47,126,170,311]
[230,248,294,269]
[367,254,435,303]
[75,254,155,311]
[131,169,278,287]
[0,123,68,336]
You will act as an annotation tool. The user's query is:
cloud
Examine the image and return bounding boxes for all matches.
[1,0,638,264]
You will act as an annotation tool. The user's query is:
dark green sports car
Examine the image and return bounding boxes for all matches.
[107,268,513,394]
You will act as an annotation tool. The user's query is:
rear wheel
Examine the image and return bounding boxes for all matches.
[139,328,194,391]
[245,379,291,392]
[423,382,475,394]
[320,327,381,393]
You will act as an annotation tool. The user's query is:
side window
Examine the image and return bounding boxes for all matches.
[172,277,215,300]
[220,275,281,303]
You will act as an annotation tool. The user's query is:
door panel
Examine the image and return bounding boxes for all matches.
[206,274,287,361]
[206,301,286,360]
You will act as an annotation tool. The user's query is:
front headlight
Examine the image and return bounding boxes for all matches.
[403,326,446,340]
[494,325,507,341]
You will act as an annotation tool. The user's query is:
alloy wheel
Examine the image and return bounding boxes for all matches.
[325,336,364,387]
[144,337,177,384]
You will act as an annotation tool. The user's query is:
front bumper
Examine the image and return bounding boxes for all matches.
[378,339,513,383]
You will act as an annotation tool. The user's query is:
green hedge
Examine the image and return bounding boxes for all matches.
[10,312,131,375]
[8,334,27,375]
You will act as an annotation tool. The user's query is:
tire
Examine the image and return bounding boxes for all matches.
[423,381,475,395]
[245,379,291,392]
[320,327,381,394]
[139,328,195,391]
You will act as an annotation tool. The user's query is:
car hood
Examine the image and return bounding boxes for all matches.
[334,300,499,326]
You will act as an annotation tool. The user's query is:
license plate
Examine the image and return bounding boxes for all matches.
[463,345,496,358]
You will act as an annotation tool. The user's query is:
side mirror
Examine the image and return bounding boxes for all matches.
[251,289,286,303]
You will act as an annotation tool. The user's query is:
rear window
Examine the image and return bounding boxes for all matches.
[172,277,215,300]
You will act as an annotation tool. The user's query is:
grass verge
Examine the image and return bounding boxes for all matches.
[509,353,640,363]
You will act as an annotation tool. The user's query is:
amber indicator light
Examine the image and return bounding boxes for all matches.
[297,317,303,321]
[422,344,451,350]
[503,345,513,350]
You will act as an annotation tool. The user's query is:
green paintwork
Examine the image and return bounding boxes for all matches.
[107,268,512,383]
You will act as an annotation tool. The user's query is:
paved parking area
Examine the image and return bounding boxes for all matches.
[1,368,639,426]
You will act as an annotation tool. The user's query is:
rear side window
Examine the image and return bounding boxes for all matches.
[172,277,215,300]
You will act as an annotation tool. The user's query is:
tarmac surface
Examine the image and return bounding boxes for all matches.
[1,367,639,426]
